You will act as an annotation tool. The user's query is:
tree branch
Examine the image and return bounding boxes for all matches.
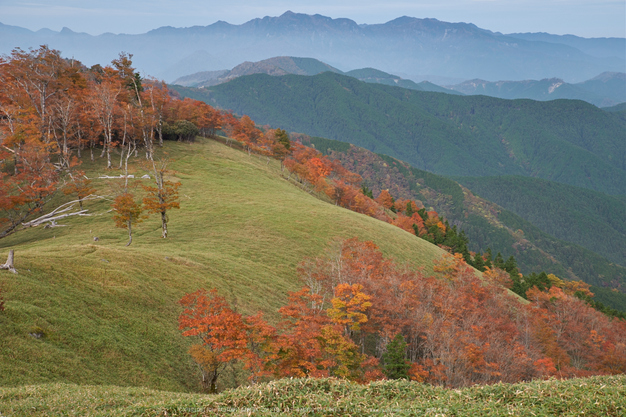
[20,195,109,228]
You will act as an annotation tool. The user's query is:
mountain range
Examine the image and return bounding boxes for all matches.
[447,72,626,107]
[1,11,624,83]
[2,11,626,411]
[172,56,625,107]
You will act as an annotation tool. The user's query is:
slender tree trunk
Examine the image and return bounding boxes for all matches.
[126,221,132,246]
[119,114,127,169]
[106,145,112,169]
[158,118,163,147]
[208,371,218,394]
[161,211,168,238]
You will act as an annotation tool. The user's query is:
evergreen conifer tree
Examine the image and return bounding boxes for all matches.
[405,201,414,217]
[494,252,505,269]
[473,252,485,271]
[382,333,410,380]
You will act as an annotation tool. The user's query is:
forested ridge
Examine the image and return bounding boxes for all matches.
[305,137,626,311]
[456,176,626,266]
[0,47,625,409]
[176,71,626,195]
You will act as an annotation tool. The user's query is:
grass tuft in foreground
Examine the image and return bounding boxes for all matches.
[1,375,624,416]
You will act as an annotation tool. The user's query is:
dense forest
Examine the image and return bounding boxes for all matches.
[305,137,626,311]
[456,176,626,266]
[180,238,626,393]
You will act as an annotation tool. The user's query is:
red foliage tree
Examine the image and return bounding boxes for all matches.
[178,289,250,393]
[296,239,551,387]
[526,286,626,376]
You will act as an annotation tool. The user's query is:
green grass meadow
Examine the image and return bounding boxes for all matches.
[0,138,445,393]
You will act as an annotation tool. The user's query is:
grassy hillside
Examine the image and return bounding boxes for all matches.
[1,376,624,416]
[0,137,446,393]
[174,72,626,195]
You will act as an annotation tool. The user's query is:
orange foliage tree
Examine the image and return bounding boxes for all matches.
[178,286,372,391]
[142,158,180,238]
[112,191,144,246]
[0,142,58,238]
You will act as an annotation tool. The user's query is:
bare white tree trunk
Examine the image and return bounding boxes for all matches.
[0,250,17,274]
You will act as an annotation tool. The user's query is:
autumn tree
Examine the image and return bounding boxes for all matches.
[112,191,144,246]
[526,286,626,376]
[0,142,58,238]
[0,46,70,142]
[296,238,551,387]
[0,47,188,241]
[271,287,368,381]
[178,289,250,393]
[0,47,72,237]
[142,79,170,146]
[375,189,394,211]
[89,67,121,169]
[142,158,180,238]
[327,283,371,338]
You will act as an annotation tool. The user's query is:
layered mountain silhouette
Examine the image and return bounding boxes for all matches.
[173,55,624,107]
[1,11,623,83]
[172,56,457,95]
[448,72,626,107]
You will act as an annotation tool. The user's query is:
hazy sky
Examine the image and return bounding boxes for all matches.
[1,0,624,38]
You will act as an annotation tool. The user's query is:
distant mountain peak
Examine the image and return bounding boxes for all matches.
[242,10,361,34]
[590,72,626,82]
[172,56,343,87]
